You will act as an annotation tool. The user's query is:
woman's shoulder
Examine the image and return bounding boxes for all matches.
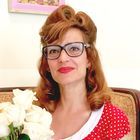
[103,102,130,129]
[84,102,130,140]
[103,101,128,119]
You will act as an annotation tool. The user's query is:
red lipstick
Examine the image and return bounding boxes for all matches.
[58,67,74,73]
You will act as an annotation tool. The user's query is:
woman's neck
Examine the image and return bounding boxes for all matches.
[57,81,90,112]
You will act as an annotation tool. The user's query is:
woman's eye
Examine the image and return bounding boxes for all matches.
[49,49,59,54]
[70,47,80,51]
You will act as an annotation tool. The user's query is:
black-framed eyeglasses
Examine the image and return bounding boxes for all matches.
[42,42,90,60]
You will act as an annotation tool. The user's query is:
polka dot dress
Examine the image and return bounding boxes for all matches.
[84,102,130,140]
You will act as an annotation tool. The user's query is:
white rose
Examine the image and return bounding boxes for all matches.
[0,102,12,125]
[25,105,43,123]
[0,113,10,137]
[4,104,26,127]
[0,123,10,137]
[22,122,53,140]
[25,105,52,127]
[0,102,12,110]
[12,89,37,110]
[0,112,10,125]
[24,105,54,139]
[40,108,52,127]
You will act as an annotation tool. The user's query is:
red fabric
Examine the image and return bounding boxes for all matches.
[84,102,130,140]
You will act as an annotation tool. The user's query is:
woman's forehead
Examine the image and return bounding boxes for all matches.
[48,28,86,45]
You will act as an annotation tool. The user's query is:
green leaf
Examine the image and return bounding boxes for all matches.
[7,123,24,140]
[8,123,14,134]
[18,134,30,140]
[0,123,30,140]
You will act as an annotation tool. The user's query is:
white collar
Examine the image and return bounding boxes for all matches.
[62,104,104,140]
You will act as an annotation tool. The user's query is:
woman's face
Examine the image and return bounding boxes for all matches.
[47,28,90,86]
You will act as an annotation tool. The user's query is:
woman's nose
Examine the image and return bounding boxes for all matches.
[58,50,70,63]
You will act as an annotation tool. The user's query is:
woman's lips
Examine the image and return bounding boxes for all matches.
[58,67,75,73]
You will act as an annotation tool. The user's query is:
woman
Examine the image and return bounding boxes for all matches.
[36,5,130,140]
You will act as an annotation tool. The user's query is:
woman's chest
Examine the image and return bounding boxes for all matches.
[51,111,91,139]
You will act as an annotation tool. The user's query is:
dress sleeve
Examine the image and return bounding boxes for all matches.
[106,103,131,139]
[83,102,130,140]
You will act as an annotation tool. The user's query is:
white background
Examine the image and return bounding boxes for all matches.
[0,0,140,90]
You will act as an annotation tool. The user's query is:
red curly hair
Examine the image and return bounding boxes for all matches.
[36,5,111,112]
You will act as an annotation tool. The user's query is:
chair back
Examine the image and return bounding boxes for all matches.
[111,87,140,140]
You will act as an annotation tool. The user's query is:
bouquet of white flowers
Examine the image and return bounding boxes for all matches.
[0,89,54,140]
